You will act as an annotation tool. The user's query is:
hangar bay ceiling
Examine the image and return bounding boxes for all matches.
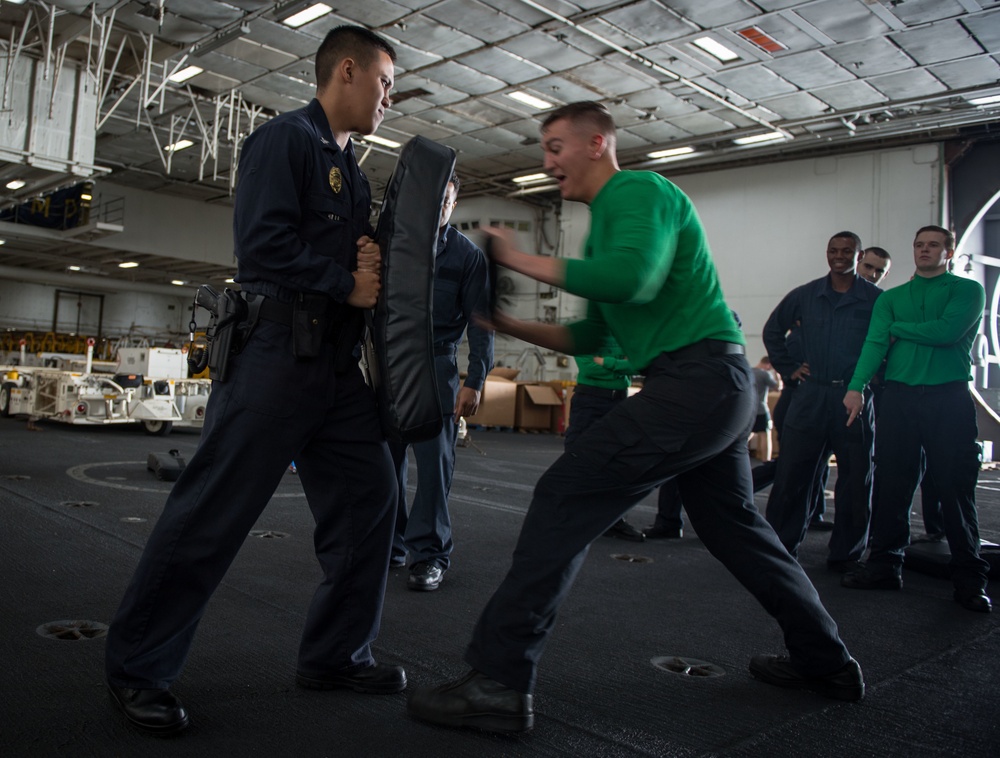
[0,0,998,289]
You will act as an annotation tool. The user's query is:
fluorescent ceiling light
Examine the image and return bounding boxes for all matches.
[6,179,26,190]
[512,173,549,184]
[225,277,236,283]
[166,139,194,152]
[361,134,401,149]
[0,239,6,245]
[118,261,139,269]
[68,265,81,271]
[168,65,203,83]
[281,3,332,28]
[647,146,695,159]
[692,37,740,63]
[171,280,186,286]
[733,131,786,145]
[506,91,553,110]
[969,94,1000,106]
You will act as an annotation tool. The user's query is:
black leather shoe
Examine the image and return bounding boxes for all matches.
[841,563,902,590]
[604,518,645,542]
[644,524,682,539]
[296,663,407,693]
[408,561,444,591]
[107,683,189,735]
[408,670,533,733]
[954,589,992,613]
[749,655,864,702]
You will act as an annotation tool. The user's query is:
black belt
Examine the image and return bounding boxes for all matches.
[575,385,629,401]
[258,297,293,326]
[808,378,846,386]
[257,296,346,343]
[885,380,968,394]
[664,339,744,363]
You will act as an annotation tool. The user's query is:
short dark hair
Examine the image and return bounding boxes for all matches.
[449,171,461,195]
[915,224,955,249]
[830,231,862,251]
[542,101,616,142]
[316,26,396,91]
[864,246,890,261]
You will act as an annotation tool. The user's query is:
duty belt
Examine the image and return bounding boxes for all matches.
[574,385,628,401]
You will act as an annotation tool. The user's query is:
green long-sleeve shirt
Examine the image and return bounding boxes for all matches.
[848,271,984,391]
[575,335,634,390]
[564,171,743,371]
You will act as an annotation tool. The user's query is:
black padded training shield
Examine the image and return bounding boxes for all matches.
[369,135,456,444]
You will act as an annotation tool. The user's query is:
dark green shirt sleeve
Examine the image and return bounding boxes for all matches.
[889,282,985,346]
[564,176,679,305]
[848,294,893,392]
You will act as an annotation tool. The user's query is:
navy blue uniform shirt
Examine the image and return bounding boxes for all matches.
[763,274,881,383]
[234,98,372,305]
[433,225,494,392]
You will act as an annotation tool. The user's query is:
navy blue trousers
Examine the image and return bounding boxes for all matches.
[388,353,461,568]
[765,383,873,563]
[868,382,989,592]
[465,352,851,693]
[105,320,396,689]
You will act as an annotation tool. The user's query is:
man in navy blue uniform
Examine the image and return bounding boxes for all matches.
[762,232,881,572]
[389,174,494,591]
[104,26,403,735]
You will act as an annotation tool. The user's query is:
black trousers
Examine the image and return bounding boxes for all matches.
[105,319,396,689]
[869,382,989,591]
[465,351,851,693]
[765,383,873,563]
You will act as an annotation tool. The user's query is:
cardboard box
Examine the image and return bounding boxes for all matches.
[468,375,517,428]
[515,382,564,430]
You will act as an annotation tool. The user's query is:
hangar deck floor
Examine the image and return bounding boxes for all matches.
[1,420,997,757]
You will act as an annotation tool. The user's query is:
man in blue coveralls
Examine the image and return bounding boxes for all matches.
[389,173,494,591]
[104,26,404,735]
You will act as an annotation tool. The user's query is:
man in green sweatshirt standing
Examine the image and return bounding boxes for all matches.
[407,101,863,734]
[841,225,991,613]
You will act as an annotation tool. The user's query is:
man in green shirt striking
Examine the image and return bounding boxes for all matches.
[407,101,863,734]
[841,226,991,612]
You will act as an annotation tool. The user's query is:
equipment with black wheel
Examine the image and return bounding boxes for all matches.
[0,381,14,417]
[142,419,174,436]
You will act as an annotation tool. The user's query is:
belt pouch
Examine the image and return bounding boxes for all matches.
[292,295,326,358]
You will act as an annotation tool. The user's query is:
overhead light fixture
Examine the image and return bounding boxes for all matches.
[168,65,203,83]
[647,146,695,160]
[225,277,236,283]
[733,131,787,145]
[171,280,186,286]
[280,3,332,28]
[692,37,740,63]
[165,139,195,152]
[192,22,250,57]
[736,26,787,54]
[509,182,559,197]
[506,91,553,110]
[80,192,92,201]
[361,134,401,149]
[6,179,26,190]
[969,94,1000,107]
[512,173,550,184]
[68,265,82,271]
[118,261,139,269]
[0,239,6,246]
